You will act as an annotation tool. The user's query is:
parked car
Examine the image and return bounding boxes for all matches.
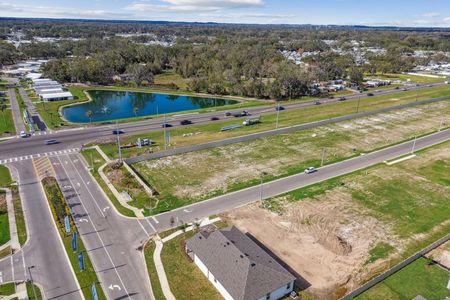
[211,116,220,121]
[275,106,285,111]
[180,119,193,125]
[329,96,335,99]
[367,93,374,96]
[314,101,322,105]
[304,167,317,174]
[338,97,347,101]
[224,112,232,116]
[19,131,29,138]
[395,86,400,89]
[161,123,173,128]
[402,88,408,91]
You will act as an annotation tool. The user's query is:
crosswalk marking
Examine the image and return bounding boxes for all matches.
[0,148,80,165]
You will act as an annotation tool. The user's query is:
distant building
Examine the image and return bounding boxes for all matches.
[185,226,296,300]
[40,92,74,101]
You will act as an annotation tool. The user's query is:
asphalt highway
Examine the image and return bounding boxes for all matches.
[0,82,445,160]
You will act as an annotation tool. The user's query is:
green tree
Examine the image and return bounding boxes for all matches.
[86,110,93,124]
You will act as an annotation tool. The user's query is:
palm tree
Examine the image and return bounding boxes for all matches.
[133,107,139,118]
[0,104,6,126]
[86,110,93,125]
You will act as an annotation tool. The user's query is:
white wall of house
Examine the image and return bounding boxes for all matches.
[193,254,234,300]
[256,282,294,300]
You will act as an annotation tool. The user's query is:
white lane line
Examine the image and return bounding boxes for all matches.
[56,156,132,300]
[145,217,157,232]
[10,255,14,283]
[137,220,151,238]
[151,216,159,224]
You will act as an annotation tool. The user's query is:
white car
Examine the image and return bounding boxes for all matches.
[304,167,317,174]
[19,131,28,138]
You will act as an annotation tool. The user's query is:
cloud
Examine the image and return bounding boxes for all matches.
[127,0,264,13]
[0,2,134,19]
[444,17,450,24]
[422,12,440,18]
[413,19,433,24]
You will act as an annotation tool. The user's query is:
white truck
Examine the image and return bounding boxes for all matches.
[243,117,261,126]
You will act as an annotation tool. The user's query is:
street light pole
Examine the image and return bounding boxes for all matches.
[411,135,417,153]
[163,114,167,150]
[116,121,122,163]
[276,103,280,129]
[356,95,361,113]
[321,147,326,167]
[27,266,38,300]
[260,174,264,201]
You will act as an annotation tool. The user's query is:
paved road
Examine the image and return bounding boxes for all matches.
[50,153,156,300]
[0,161,82,300]
[18,86,47,131]
[0,83,447,161]
[149,128,450,231]
[7,86,26,134]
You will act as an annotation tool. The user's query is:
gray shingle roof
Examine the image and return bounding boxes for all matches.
[185,226,295,300]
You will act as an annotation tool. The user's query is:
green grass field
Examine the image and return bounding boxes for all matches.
[356,257,450,300]
[12,187,27,246]
[159,231,222,300]
[154,71,188,90]
[0,108,15,136]
[0,165,12,186]
[0,190,10,246]
[367,73,448,84]
[0,283,15,296]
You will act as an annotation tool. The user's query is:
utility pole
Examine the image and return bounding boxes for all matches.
[439,118,444,131]
[28,266,38,300]
[411,135,417,153]
[260,174,264,201]
[116,121,122,163]
[276,103,280,129]
[321,148,326,167]
[356,95,361,113]
[163,114,167,150]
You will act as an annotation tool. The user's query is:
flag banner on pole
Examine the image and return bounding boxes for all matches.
[72,232,77,252]
[78,251,85,271]
[91,283,99,300]
[64,215,71,234]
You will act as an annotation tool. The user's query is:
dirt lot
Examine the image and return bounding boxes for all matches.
[136,101,450,204]
[222,142,450,299]
[428,240,450,270]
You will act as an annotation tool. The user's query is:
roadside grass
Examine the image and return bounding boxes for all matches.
[0,108,15,136]
[143,241,165,300]
[356,257,450,300]
[26,283,42,300]
[12,187,27,246]
[0,245,11,259]
[100,84,450,160]
[0,283,15,295]
[0,164,12,186]
[42,177,106,300]
[131,100,450,214]
[367,73,448,84]
[160,231,222,300]
[80,148,135,217]
[103,164,156,214]
[0,190,10,246]
[14,88,27,118]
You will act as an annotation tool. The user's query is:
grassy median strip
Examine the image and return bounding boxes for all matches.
[0,283,15,296]
[80,148,136,217]
[143,241,165,300]
[42,177,106,300]
[12,187,27,246]
[0,189,10,246]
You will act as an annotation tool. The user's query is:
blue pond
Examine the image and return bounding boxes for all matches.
[61,90,238,123]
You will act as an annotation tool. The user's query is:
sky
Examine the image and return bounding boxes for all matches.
[1,0,450,27]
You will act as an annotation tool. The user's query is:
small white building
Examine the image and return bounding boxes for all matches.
[185,226,296,300]
[40,92,74,101]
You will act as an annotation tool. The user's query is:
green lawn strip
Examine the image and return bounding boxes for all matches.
[356,257,450,300]
[42,177,106,300]
[160,230,222,300]
[0,190,10,245]
[0,165,12,186]
[0,107,15,135]
[26,282,43,300]
[103,164,156,215]
[14,88,27,117]
[143,241,165,300]
[100,85,450,159]
[12,187,27,246]
[0,245,11,259]
[0,283,15,295]
[155,71,188,90]
[80,149,135,217]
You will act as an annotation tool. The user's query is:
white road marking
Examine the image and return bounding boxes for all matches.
[183,209,192,213]
[108,284,122,291]
[103,206,110,212]
[151,216,159,224]
[78,218,89,223]
[0,271,2,283]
